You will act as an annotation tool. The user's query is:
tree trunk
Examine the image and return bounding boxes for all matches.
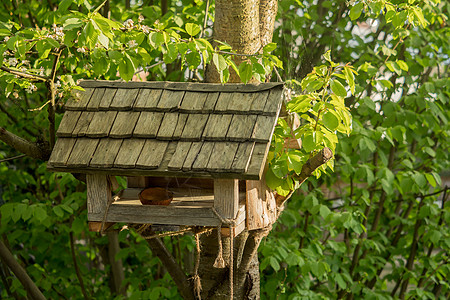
[201,1,278,298]
[205,0,277,83]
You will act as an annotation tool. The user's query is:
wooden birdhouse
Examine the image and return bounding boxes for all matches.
[47,81,284,236]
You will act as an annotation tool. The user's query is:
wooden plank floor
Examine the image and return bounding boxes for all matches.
[88,188,246,227]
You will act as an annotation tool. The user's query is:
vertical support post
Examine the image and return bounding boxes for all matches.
[214,179,239,219]
[87,174,110,216]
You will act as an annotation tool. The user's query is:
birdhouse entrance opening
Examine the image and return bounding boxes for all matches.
[87,174,247,237]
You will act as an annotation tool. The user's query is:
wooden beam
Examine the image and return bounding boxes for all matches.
[213,179,239,219]
[87,174,110,215]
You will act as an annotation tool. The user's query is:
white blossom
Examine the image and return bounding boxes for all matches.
[22,60,30,65]
[8,58,18,67]
[13,92,19,98]
[39,67,45,76]
[77,47,86,53]
[142,25,150,34]
[58,92,64,98]
[4,36,9,42]
[19,66,26,72]
[128,40,138,48]
[26,84,37,94]
[55,81,61,88]
[123,19,134,29]
[138,15,144,23]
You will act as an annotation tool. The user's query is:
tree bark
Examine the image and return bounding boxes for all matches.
[205,0,278,83]
[0,240,46,300]
[201,1,278,298]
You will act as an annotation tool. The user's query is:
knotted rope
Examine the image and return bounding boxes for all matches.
[211,207,237,300]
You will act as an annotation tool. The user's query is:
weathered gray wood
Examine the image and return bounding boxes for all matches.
[156,90,185,111]
[179,92,209,112]
[98,88,118,110]
[110,111,140,138]
[88,205,221,226]
[214,92,234,113]
[156,141,177,171]
[80,80,283,92]
[192,142,214,171]
[66,138,100,168]
[87,174,110,215]
[136,140,169,169]
[251,115,276,142]
[214,179,239,219]
[248,90,270,114]
[86,88,106,111]
[47,138,76,167]
[181,114,209,141]
[182,142,203,171]
[72,112,95,137]
[263,88,283,116]
[246,142,269,179]
[156,113,179,140]
[202,114,232,141]
[57,111,81,137]
[168,142,192,170]
[134,88,163,110]
[110,88,139,110]
[206,142,239,172]
[231,142,255,173]
[65,88,94,110]
[227,92,256,113]
[46,164,262,180]
[133,112,164,138]
[202,92,219,112]
[172,113,188,139]
[86,111,118,137]
[226,115,257,141]
[114,139,146,168]
[90,138,123,168]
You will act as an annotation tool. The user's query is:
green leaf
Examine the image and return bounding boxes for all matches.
[330,80,347,97]
[53,206,64,218]
[269,257,280,272]
[185,23,201,36]
[186,51,201,70]
[323,111,339,131]
[238,62,252,84]
[335,273,347,289]
[263,43,277,53]
[320,205,331,219]
[302,134,315,152]
[350,2,364,21]
[118,54,135,81]
[212,53,227,71]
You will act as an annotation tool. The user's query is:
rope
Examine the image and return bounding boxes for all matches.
[213,226,226,268]
[193,230,202,299]
[229,224,234,300]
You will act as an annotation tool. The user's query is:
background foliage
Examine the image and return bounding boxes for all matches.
[0,0,449,299]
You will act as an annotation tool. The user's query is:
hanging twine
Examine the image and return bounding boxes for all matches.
[193,230,202,299]
[229,224,234,300]
[210,207,237,300]
[213,225,226,268]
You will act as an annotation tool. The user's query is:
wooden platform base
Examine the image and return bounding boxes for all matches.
[88,188,246,237]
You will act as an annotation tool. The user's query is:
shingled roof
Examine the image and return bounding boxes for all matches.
[47,80,284,180]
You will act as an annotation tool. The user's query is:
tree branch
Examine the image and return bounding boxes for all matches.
[0,240,46,300]
[70,231,90,300]
[0,66,49,82]
[0,127,51,160]
[276,147,333,208]
[146,237,195,300]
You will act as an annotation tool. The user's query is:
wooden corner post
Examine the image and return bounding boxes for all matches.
[213,179,239,219]
[87,174,112,232]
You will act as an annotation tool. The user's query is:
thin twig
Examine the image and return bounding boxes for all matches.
[69,231,90,300]
[0,66,49,81]
[0,154,26,163]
